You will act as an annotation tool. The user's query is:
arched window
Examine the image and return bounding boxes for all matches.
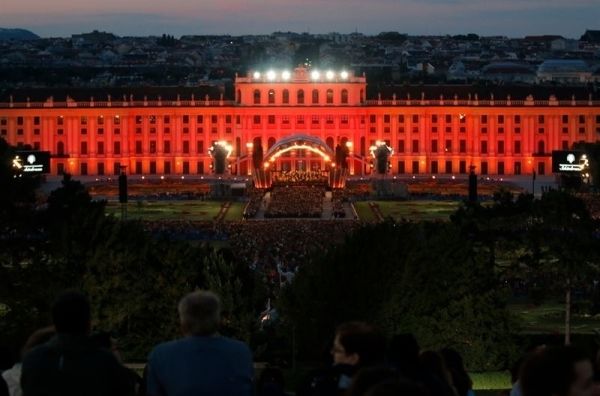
[57,141,64,155]
[312,89,319,104]
[537,140,545,154]
[341,89,348,104]
[297,89,304,104]
[253,89,261,105]
[282,89,289,104]
[268,137,276,149]
[236,89,241,104]
[326,89,334,104]
[326,137,334,151]
[268,89,275,104]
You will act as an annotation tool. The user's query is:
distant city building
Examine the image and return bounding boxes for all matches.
[1,67,600,177]
[537,59,592,84]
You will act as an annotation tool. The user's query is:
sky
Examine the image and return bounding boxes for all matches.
[1,0,599,38]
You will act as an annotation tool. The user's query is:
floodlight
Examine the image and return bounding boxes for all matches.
[267,70,276,81]
[253,71,261,79]
[311,70,320,80]
[340,71,349,79]
[326,70,335,80]
[282,70,291,80]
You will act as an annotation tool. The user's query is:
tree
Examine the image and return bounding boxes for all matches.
[280,221,518,370]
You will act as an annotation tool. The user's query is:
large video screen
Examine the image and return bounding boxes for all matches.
[551,150,586,173]
[12,151,51,174]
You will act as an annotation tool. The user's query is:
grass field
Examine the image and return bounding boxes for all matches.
[354,200,460,222]
[510,302,600,335]
[105,200,226,221]
[223,202,246,221]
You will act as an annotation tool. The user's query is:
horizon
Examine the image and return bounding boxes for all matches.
[2,0,599,39]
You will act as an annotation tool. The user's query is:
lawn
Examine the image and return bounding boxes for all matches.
[105,200,224,221]
[509,302,600,335]
[354,200,460,222]
[223,202,246,221]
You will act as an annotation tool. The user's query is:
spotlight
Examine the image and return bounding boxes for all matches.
[340,71,349,79]
[282,70,291,80]
[311,70,320,80]
[266,70,276,81]
[253,71,261,79]
[326,70,335,80]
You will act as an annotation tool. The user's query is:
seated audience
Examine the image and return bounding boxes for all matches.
[20,291,134,396]
[146,290,254,396]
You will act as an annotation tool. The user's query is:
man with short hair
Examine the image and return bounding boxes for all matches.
[20,291,133,396]
[520,345,594,396]
[146,290,254,396]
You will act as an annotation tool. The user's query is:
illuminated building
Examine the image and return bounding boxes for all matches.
[1,66,599,177]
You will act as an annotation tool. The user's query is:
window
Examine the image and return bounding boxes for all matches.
[268,115,275,124]
[34,116,40,125]
[579,127,586,134]
[57,116,64,126]
[498,161,504,175]
[57,141,65,155]
[515,115,521,124]
[431,140,438,153]
[297,115,304,125]
[341,90,348,104]
[445,140,452,152]
[445,160,452,174]
[136,115,142,124]
[579,115,586,124]
[481,141,487,154]
[196,115,203,123]
[81,142,88,155]
[253,115,261,125]
[149,115,156,124]
[297,90,304,104]
[114,115,120,125]
[80,116,87,125]
[481,127,487,134]
[183,161,190,175]
[135,141,142,154]
[538,115,545,124]
[312,115,319,125]
[150,141,157,154]
[538,127,544,134]
[432,115,438,124]
[97,163,104,176]
[268,89,275,104]
[17,117,24,125]
[398,161,405,174]
[370,115,376,124]
[341,115,348,124]
[398,115,405,123]
[283,89,289,104]
[562,115,569,124]
[514,161,521,175]
[197,141,204,154]
[514,141,521,154]
[312,89,319,104]
[114,141,121,155]
[149,127,156,134]
[537,140,545,154]
[326,115,334,124]
[445,126,452,133]
[445,114,452,123]
[164,161,171,175]
[326,89,334,104]
[211,115,218,124]
[81,128,87,135]
[164,127,170,134]
[562,127,569,134]
[282,116,290,124]
[412,161,419,174]
[164,115,170,124]
[164,141,171,154]
[459,140,466,153]
[97,116,104,125]
[481,115,488,124]
[183,141,190,154]
[34,129,40,135]
[412,139,419,153]
[135,161,142,174]
[97,142,104,155]
[384,114,391,123]
[431,161,438,174]
[498,141,504,154]
[150,161,156,175]
[80,163,88,176]
[253,89,261,104]
[97,128,104,135]
[515,127,521,134]
[114,128,120,135]
[459,161,467,174]
[481,161,488,175]
[498,127,504,134]
[1,118,7,126]
[498,115,504,124]
[562,140,569,150]
[397,140,405,153]
[412,115,419,123]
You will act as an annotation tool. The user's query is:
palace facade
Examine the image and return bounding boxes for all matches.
[1,66,600,177]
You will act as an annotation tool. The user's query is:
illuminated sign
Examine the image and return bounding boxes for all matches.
[552,151,587,173]
[13,151,51,174]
